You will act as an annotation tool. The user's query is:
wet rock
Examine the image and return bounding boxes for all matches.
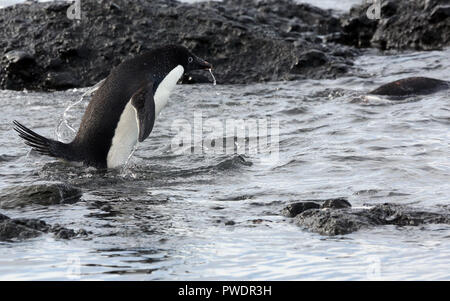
[429,5,450,23]
[366,203,450,226]
[215,155,252,171]
[4,50,34,64]
[337,0,450,50]
[296,208,370,236]
[0,213,9,222]
[281,202,320,217]
[336,5,378,48]
[0,221,42,241]
[0,183,82,209]
[369,77,449,96]
[44,71,80,89]
[281,198,350,217]
[53,228,77,239]
[290,49,329,75]
[1,50,42,90]
[292,203,450,236]
[0,0,356,90]
[321,198,351,209]
[290,47,354,80]
[380,0,398,18]
[0,213,86,241]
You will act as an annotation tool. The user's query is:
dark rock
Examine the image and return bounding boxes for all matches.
[215,155,252,171]
[4,50,34,64]
[0,221,42,241]
[369,77,449,96]
[336,5,378,48]
[100,204,113,212]
[430,5,450,23]
[321,198,351,209]
[44,71,80,89]
[293,203,450,236]
[77,229,89,236]
[12,218,50,232]
[0,0,356,91]
[0,213,10,222]
[366,203,450,226]
[290,47,354,80]
[337,0,450,50]
[225,220,235,226]
[293,49,329,70]
[0,183,82,209]
[54,228,77,239]
[296,208,370,236]
[281,198,350,217]
[381,0,398,18]
[0,213,85,241]
[281,202,320,217]
[1,50,42,90]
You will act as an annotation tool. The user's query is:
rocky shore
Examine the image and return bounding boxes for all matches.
[337,0,450,50]
[0,183,87,241]
[1,0,448,91]
[282,198,450,236]
[0,213,88,241]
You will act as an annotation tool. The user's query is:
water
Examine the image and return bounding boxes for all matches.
[1,46,450,280]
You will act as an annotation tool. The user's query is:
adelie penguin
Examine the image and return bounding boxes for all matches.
[13,45,212,169]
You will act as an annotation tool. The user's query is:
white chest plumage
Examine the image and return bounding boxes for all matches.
[154,65,184,116]
[106,65,184,169]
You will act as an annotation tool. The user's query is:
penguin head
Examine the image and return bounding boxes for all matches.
[162,45,212,72]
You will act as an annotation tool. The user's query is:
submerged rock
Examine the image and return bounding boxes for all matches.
[0,0,355,90]
[0,220,42,241]
[282,198,350,217]
[281,201,320,217]
[321,198,351,209]
[0,213,88,241]
[0,183,82,209]
[369,77,449,96]
[297,208,370,236]
[283,201,450,236]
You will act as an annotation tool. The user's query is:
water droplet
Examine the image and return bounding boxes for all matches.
[209,69,217,86]
[56,79,105,141]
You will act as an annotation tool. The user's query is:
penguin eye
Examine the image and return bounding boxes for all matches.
[188,57,193,64]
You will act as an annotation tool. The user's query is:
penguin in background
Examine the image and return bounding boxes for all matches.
[13,45,212,169]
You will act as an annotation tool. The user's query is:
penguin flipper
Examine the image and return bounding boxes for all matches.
[130,81,156,143]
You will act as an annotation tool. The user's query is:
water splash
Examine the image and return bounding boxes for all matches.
[120,144,138,177]
[56,79,106,142]
[124,145,138,167]
[209,69,217,86]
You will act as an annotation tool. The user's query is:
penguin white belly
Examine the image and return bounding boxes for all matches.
[107,101,139,169]
[106,65,184,169]
[154,65,184,116]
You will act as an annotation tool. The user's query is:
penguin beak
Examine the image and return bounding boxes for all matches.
[194,57,213,70]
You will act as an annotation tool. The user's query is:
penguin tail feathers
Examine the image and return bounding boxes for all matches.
[13,120,74,161]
